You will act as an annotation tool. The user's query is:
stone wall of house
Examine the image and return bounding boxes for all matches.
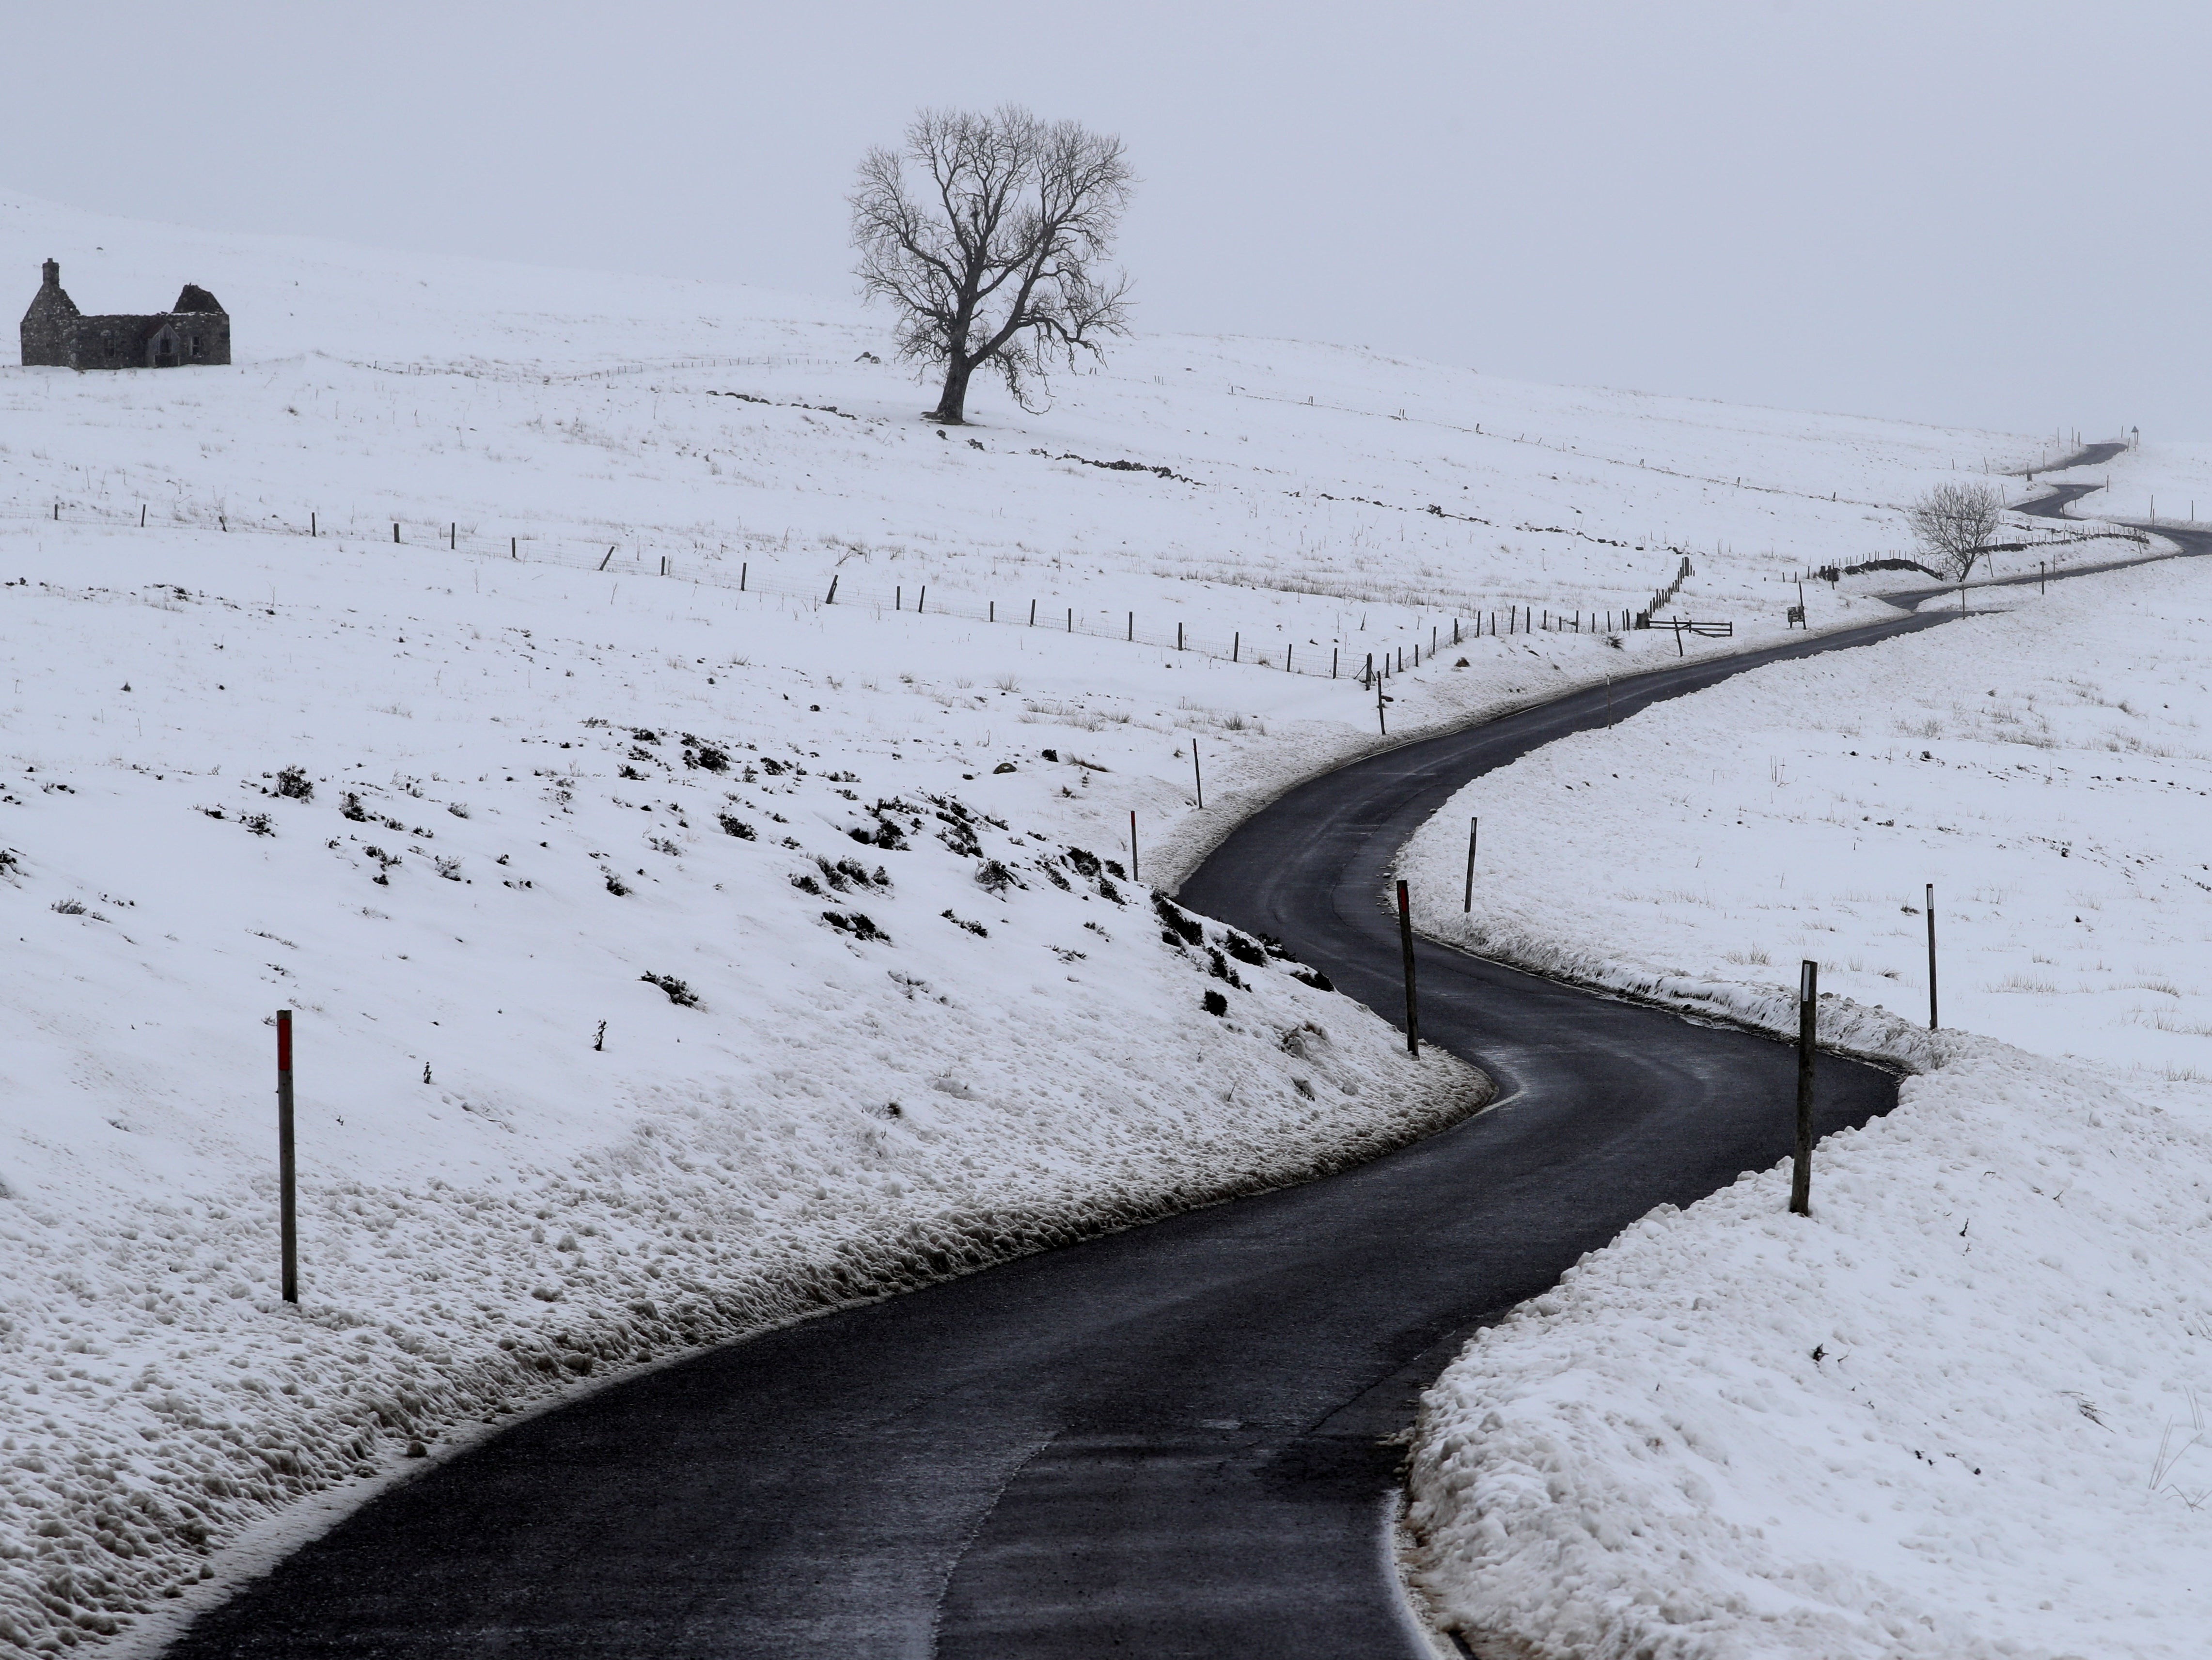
[69,313,230,369]
[19,261,78,367]
[174,309,230,366]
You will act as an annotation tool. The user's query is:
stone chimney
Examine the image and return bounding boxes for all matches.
[41,259,59,288]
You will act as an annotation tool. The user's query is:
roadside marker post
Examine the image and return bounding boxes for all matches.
[1790,960,1817,1217]
[1462,817,1478,912]
[1130,810,1139,883]
[276,1011,298,1303]
[1192,741,1203,810]
[1926,884,1939,1030]
[1396,880,1420,1056]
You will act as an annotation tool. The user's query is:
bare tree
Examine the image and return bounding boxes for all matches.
[851,106,1135,425]
[1906,482,2006,586]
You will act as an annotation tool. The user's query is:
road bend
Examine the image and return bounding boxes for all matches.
[168,461,2168,1659]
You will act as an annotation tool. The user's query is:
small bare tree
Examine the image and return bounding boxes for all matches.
[851,106,1135,425]
[1906,482,2006,585]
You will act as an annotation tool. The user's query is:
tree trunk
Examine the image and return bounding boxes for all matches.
[931,358,974,424]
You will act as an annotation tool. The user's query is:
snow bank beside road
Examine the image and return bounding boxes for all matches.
[1409,1036,2212,1660]
[1400,559,2212,1657]
[1401,556,2212,1074]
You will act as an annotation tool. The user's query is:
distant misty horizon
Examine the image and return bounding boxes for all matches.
[5,0,2206,440]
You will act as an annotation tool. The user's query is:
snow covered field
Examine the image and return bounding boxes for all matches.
[1401,543,2212,1658]
[0,186,2163,1656]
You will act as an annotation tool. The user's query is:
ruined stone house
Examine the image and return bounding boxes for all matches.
[18,260,231,370]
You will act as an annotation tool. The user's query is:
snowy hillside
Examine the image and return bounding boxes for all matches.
[0,187,2087,688]
[1400,542,2212,1658]
[0,187,2118,1656]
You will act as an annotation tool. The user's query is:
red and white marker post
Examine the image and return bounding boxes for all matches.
[276,1011,298,1304]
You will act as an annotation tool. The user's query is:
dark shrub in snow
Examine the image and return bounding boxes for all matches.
[1222,930,1268,967]
[640,972,699,1007]
[1154,895,1203,946]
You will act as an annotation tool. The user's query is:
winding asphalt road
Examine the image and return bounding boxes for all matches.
[167,458,2164,1659]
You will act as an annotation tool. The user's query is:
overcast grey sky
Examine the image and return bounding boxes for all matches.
[7,2,2203,438]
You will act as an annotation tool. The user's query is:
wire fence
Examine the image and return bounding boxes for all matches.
[10,491,1670,690]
